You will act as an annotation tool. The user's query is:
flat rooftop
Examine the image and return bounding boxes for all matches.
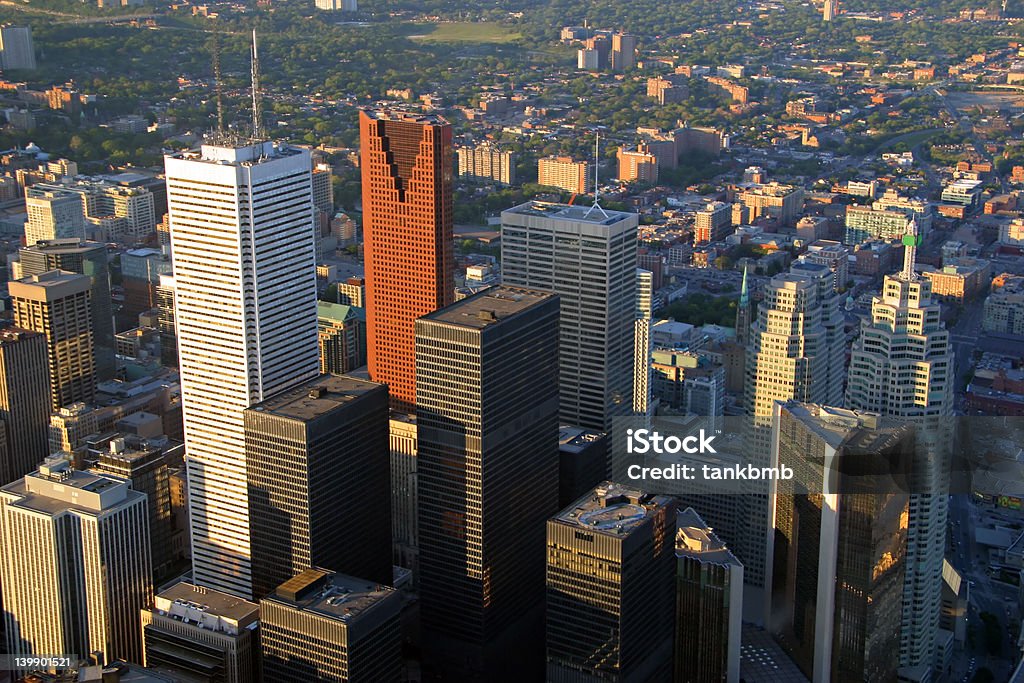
[0,326,42,345]
[503,200,636,226]
[155,581,259,622]
[362,109,448,125]
[676,507,742,567]
[556,482,673,536]
[248,374,384,422]
[782,403,911,454]
[420,286,555,330]
[270,568,396,624]
[558,425,607,453]
[169,139,304,166]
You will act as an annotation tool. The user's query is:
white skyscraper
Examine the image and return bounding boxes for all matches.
[634,268,654,418]
[165,139,320,598]
[0,456,152,664]
[501,201,638,431]
[846,220,953,672]
[24,187,86,246]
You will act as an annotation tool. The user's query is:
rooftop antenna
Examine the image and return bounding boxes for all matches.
[250,29,264,141]
[584,131,609,220]
[212,23,225,138]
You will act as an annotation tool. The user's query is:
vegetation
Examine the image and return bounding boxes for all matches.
[407,22,522,44]
[656,293,737,327]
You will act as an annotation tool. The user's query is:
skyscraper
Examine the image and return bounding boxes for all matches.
[165,139,320,598]
[0,26,36,70]
[0,328,49,484]
[416,286,560,678]
[10,270,96,410]
[360,110,453,412]
[845,220,953,671]
[743,260,845,621]
[546,482,677,682]
[0,456,152,664]
[502,201,638,431]
[261,568,402,683]
[16,238,116,381]
[245,374,392,598]
[772,402,912,683]
[24,186,85,245]
[634,268,654,419]
[675,507,743,683]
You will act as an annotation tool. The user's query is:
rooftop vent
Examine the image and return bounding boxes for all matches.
[308,387,327,399]
[478,309,498,322]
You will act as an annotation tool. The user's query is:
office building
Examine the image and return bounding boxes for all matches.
[31,179,157,244]
[694,201,732,244]
[91,436,175,579]
[799,240,850,292]
[502,201,638,431]
[458,143,516,186]
[940,179,984,209]
[730,182,804,226]
[845,221,953,672]
[651,350,725,426]
[49,401,97,455]
[772,403,911,683]
[121,247,173,322]
[245,374,391,598]
[16,239,116,380]
[0,328,49,483]
[166,139,321,598]
[155,273,177,367]
[141,581,260,683]
[823,0,838,20]
[417,287,560,678]
[0,25,36,70]
[24,186,86,245]
[0,456,152,664]
[261,568,402,683]
[317,302,366,375]
[557,425,608,508]
[336,276,365,307]
[537,156,591,194]
[389,413,418,572]
[10,270,96,410]
[546,483,677,682]
[360,110,453,412]
[983,274,1024,335]
[675,507,743,683]
[919,257,991,303]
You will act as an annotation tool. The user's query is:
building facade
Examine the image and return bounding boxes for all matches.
[0,328,49,483]
[537,156,591,194]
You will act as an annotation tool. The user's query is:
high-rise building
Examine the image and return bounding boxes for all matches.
[389,413,418,572]
[141,581,261,683]
[743,261,845,621]
[260,568,402,683]
[16,239,116,381]
[416,286,560,678]
[336,276,365,307]
[537,156,591,194]
[156,273,177,367]
[30,180,157,244]
[546,482,677,682]
[0,328,49,483]
[314,0,357,9]
[245,374,392,598]
[359,110,453,411]
[90,436,175,580]
[845,221,953,671]
[24,186,86,245]
[799,240,850,293]
[694,201,733,244]
[675,507,743,683]
[317,302,367,375]
[617,143,658,184]
[121,247,173,322]
[165,139,320,598]
[0,456,152,664]
[0,25,36,70]
[557,425,608,508]
[457,143,516,186]
[772,403,912,683]
[823,0,838,21]
[730,182,804,227]
[48,401,98,455]
[501,201,638,431]
[610,32,637,70]
[10,270,96,410]
[635,268,654,419]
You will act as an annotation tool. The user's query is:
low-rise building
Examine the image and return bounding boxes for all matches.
[920,257,991,303]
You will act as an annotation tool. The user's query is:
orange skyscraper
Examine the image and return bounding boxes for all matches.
[359,110,453,411]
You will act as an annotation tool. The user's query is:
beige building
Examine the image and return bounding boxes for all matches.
[919,257,991,303]
[537,156,590,194]
[9,270,96,410]
[731,182,804,226]
[982,273,1024,335]
[24,186,85,246]
[457,143,516,186]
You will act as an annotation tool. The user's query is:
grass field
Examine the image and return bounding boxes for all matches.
[407,22,521,44]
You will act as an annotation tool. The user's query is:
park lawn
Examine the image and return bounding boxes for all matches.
[407,22,521,44]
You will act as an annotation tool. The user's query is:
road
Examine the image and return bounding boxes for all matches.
[950,301,984,407]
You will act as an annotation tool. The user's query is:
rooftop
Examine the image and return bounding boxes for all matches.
[782,402,911,454]
[248,374,384,422]
[362,109,448,125]
[0,326,42,345]
[556,481,673,536]
[1,455,136,515]
[676,507,743,567]
[154,581,259,626]
[419,286,555,330]
[269,568,396,624]
[503,200,636,226]
[170,139,304,166]
[9,269,90,301]
[558,425,607,453]
[21,238,103,254]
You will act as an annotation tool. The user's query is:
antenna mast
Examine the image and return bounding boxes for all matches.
[584,131,609,220]
[212,24,225,137]
[250,30,263,140]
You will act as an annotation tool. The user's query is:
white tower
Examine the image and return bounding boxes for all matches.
[165,139,319,598]
[846,219,953,672]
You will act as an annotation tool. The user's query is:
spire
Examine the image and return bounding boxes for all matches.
[250,30,264,141]
[739,264,750,307]
[900,217,921,281]
[735,264,752,346]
